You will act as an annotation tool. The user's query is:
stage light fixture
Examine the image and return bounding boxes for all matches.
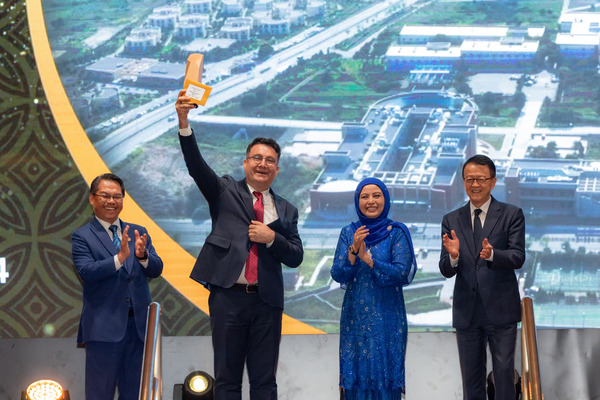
[181,371,214,400]
[21,379,70,400]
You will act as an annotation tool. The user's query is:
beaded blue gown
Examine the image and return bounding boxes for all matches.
[331,224,415,399]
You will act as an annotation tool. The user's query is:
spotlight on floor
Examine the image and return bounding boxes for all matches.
[21,379,70,400]
[173,371,214,400]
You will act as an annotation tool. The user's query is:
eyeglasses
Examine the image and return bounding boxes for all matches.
[92,193,124,202]
[246,155,278,167]
[463,177,493,185]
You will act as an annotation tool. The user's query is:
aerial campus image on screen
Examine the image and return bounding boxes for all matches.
[40,0,600,332]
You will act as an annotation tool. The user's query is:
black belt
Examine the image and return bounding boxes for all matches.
[231,284,258,293]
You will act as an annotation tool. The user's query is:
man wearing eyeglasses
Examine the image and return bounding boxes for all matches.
[439,155,525,400]
[175,89,303,399]
[72,173,163,400]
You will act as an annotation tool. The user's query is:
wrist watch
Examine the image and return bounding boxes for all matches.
[348,245,358,255]
[137,249,148,261]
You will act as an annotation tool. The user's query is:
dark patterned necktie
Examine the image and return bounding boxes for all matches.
[473,209,483,251]
[109,225,121,251]
[245,192,264,285]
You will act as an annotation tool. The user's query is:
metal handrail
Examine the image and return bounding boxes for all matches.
[139,302,162,400]
[521,297,543,400]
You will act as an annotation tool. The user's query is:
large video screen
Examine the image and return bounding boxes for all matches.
[2,0,599,337]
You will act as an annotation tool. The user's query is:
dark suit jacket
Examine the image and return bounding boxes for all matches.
[72,218,163,343]
[439,196,525,329]
[180,131,303,309]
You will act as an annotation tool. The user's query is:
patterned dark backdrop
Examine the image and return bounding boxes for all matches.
[0,0,210,338]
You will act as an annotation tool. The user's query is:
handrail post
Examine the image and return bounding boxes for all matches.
[139,302,162,400]
[521,297,543,400]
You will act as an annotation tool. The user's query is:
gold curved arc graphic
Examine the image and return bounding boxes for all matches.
[26,0,324,335]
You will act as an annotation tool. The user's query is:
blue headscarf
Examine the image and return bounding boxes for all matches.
[351,177,417,285]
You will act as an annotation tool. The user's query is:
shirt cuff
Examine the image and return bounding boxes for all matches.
[450,255,459,268]
[114,255,123,271]
[179,125,192,136]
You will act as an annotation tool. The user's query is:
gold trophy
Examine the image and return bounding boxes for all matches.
[183,53,212,106]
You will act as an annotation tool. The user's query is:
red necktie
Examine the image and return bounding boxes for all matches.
[245,191,264,284]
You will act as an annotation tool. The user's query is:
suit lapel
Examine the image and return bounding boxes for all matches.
[267,189,285,232]
[238,179,255,220]
[482,197,501,241]
[90,218,117,255]
[271,189,284,221]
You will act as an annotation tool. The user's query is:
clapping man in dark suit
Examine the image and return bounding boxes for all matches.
[72,173,163,400]
[439,155,525,400]
[175,89,303,399]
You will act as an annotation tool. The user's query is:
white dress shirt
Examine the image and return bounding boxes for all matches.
[95,216,148,270]
[236,184,278,284]
[450,197,494,267]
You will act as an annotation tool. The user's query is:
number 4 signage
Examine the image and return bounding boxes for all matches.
[0,257,8,284]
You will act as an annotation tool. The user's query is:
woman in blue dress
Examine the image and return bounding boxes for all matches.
[331,177,417,400]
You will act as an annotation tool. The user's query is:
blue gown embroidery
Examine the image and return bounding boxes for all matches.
[331,224,415,399]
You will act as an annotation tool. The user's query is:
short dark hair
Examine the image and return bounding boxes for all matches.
[246,137,281,161]
[90,173,126,196]
[462,154,496,178]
